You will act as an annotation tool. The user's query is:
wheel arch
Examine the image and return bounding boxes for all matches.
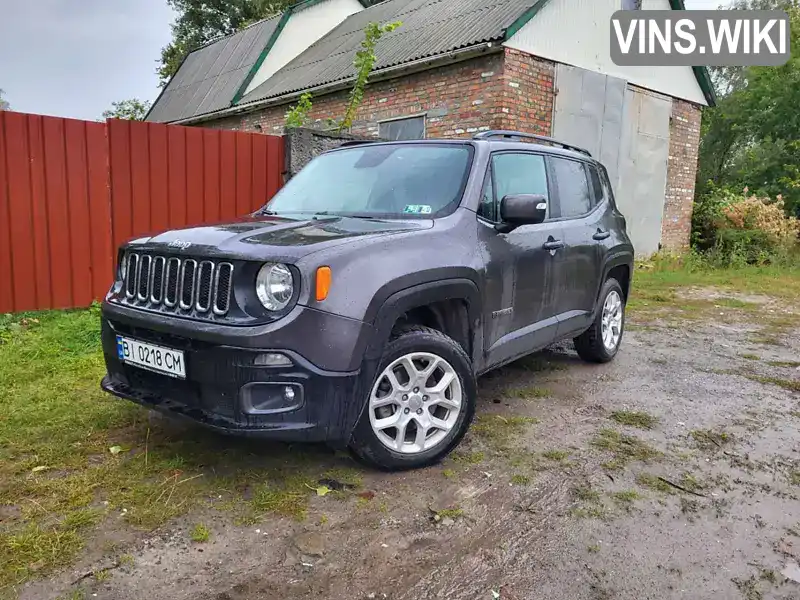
[364,278,483,366]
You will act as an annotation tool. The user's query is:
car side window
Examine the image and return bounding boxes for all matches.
[477,172,496,221]
[551,157,592,218]
[587,164,604,207]
[492,153,548,201]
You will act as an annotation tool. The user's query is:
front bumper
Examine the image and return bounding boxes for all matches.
[100,316,364,443]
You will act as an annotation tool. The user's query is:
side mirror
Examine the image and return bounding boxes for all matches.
[497,194,547,232]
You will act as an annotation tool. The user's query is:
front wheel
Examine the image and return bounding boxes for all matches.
[349,326,476,471]
[574,278,626,363]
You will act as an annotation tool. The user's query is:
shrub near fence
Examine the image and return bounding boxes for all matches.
[0,112,284,314]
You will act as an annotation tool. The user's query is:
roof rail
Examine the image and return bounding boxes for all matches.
[338,139,379,148]
[472,130,592,157]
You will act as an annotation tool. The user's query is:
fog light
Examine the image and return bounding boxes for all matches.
[254,352,293,367]
[240,382,303,415]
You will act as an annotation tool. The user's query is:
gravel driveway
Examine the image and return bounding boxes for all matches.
[22,286,800,600]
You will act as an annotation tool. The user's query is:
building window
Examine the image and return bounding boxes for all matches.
[622,0,642,8]
[379,116,426,140]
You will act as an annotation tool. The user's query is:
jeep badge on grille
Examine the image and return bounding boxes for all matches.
[168,240,192,250]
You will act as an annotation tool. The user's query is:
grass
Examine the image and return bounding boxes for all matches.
[628,258,800,333]
[610,490,641,505]
[541,449,570,461]
[507,386,551,399]
[0,524,84,590]
[609,410,658,430]
[433,507,464,521]
[450,450,484,464]
[510,474,530,485]
[636,473,674,494]
[690,429,733,450]
[190,523,210,543]
[745,374,800,393]
[741,353,761,361]
[573,486,601,503]
[591,428,662,470]
[767,360,800,368]
[0,307,366,593]
[471,415,539,446]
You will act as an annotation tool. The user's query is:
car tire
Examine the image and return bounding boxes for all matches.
[574,278,626,364]
[349,325,476,471]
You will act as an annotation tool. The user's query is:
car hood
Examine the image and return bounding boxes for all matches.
[125,215,433,261]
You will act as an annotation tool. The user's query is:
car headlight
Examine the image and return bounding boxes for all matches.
[256,263,294,311]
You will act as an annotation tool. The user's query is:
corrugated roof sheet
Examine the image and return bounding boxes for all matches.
[238,0,536,105]
[146,16,282,123]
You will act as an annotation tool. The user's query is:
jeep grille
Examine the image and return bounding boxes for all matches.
[121,252,233,317]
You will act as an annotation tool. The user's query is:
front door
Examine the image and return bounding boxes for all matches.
[477,151,565,369]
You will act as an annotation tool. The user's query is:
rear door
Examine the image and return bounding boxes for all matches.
[477,151,565,367]
[549,156,604,338]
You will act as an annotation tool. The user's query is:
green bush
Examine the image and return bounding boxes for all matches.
[692,185,799,266]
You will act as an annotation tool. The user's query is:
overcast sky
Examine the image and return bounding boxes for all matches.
[0,0,716,121]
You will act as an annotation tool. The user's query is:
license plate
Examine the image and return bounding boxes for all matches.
[116,336,186,379]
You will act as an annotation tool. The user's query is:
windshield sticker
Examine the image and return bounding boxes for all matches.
[403,205,433,215]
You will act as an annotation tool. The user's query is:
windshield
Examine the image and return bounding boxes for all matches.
[262,144,473,218]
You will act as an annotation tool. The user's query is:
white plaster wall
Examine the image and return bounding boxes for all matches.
[504,0,708,106]
[244,0,364,95]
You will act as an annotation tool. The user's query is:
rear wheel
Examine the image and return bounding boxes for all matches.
[349,326,476,471]
[574,278,626,363]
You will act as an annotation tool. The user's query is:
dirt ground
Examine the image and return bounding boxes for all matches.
[21,287,800,600]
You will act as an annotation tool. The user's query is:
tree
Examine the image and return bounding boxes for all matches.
[0,89,9,111]
[102,99,152,121]
[697,5,800,216]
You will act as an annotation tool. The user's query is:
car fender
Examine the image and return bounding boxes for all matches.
[593,249,634,316]
[365,277,482,362]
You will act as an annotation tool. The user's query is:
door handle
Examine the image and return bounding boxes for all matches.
[593,229,611,241]
[542,239,565,251]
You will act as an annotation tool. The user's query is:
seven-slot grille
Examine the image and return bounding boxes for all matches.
[123,252,233,317]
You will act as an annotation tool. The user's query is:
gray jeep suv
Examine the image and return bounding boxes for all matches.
[100,130,634,470]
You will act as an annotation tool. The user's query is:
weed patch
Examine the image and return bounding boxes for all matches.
[592,429,662,469]
[190,523,210,543]
[542,449,570,461]
[507,386,551,399]
[767,360,800,368]
[690,429,733,451]
[471,415,539,446]
[745,374,800,393]
[510,474,531,486]
[609,410,658,430]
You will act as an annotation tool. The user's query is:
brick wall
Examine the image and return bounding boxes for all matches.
[661,98,702,250]
[204,48,554,139]
[497,48,554,135]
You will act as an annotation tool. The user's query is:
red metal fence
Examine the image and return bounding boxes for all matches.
[0,112,284,314]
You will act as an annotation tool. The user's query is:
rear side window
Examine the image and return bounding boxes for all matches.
[551,158,592,219]
[587,164,604,206]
